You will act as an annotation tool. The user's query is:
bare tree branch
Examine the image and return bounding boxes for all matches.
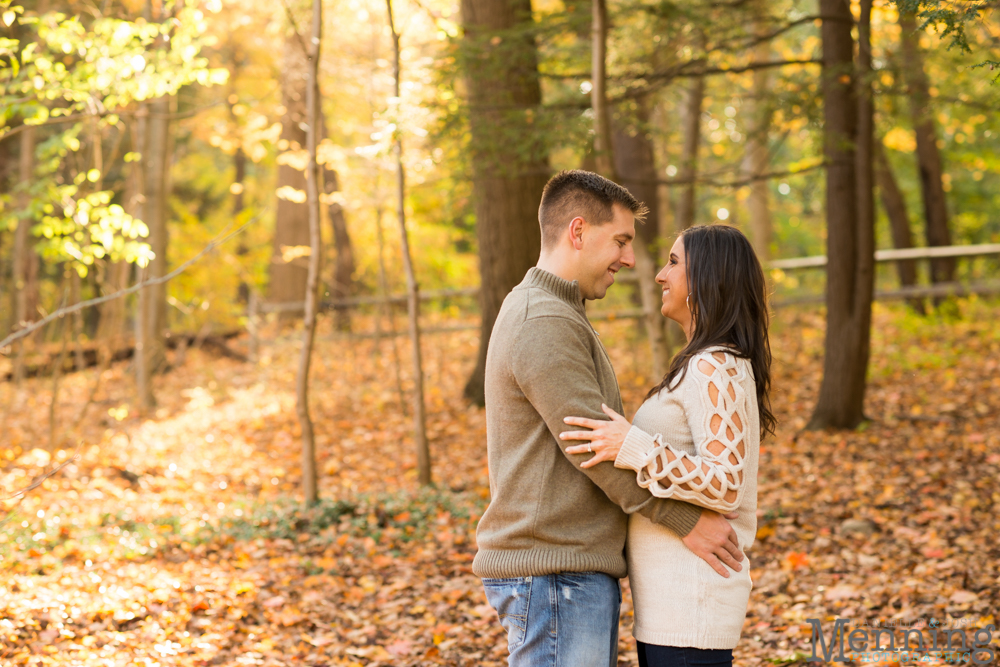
[654,162,827,188]
[665,57,822,79]
[735,15,824,50]
[0,102,225,143]
[0,443,83,527]
[543,58,822,108]
[542,58,821,82]
[879,87,1000,112]
[0,212,265,352]
[280,0,310,57]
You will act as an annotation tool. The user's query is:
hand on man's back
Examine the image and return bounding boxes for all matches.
[681,510,744,578]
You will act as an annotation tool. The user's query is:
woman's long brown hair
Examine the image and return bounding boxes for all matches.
[646,224,776,438]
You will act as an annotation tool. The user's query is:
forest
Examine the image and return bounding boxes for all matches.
[1,0,999,664]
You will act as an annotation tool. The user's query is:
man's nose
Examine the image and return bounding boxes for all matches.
[621,244,636,269]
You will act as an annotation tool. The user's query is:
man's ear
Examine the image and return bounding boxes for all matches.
[568,216,586,250]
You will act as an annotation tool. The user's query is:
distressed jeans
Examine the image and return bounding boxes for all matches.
[482,572,621,667]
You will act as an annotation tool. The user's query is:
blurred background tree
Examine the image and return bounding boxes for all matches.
[3,0,999,436]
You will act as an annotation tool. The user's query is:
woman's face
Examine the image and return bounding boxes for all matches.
[656,236,693,335]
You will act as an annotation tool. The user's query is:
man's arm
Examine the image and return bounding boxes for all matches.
[510,316,743,574]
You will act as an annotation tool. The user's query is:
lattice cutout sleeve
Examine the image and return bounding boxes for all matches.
[615,351,749,513]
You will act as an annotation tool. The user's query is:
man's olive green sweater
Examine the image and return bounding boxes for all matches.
[472,268,703,579]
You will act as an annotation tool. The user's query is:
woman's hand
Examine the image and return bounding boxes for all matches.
[561,404,631,469]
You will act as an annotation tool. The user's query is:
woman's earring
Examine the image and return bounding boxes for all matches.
[686,294,691,310]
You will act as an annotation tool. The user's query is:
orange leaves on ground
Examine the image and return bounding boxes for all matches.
[782,551,811,572]
[1,305,1000,665]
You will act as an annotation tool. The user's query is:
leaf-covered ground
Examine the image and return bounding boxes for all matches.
[2,299,999,666]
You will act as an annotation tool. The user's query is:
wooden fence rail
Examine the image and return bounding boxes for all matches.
[769,242,1000,270]
[257,288,479,314]
[249,244,1000,340]
[258,243,1000,311]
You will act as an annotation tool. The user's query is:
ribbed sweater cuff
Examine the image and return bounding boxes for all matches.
[616,425,656,472]
[658,501,702,537]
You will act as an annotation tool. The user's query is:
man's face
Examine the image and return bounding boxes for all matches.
[576,203,636,300]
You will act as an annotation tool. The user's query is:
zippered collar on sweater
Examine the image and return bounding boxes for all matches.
[522,267,587,317]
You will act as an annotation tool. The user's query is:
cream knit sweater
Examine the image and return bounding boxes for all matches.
[615,347,759,650]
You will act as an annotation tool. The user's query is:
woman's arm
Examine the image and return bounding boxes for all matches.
[560,351,751,513]
[617,351,749,513]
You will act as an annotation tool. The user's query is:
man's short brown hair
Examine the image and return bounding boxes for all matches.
[538,170,647,248]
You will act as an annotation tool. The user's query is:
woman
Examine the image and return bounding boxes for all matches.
[560,224,775,667]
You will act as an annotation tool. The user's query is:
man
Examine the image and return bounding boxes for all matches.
[472,170,744,667]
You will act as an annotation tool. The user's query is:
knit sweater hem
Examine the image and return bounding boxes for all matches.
[632,626,740,651]
[472,548,627,579]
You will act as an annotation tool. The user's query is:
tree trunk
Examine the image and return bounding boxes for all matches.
[98,261,131,348]
[137,94,170,389]
[75,117,101,372]
[71,270,85,372]
[140,1,170,377]
[296,0,323,507]
[0,232,5,335]
[460,0,549,405]
[594,0,671,376]
[98,119,129,364]
[233,145,249,304]
[0,135,11,333]
[76,258,129,428]
[649,102,675,257]
[373,195,407,415]
[591,0,614,177]
[325,167,355,332]
[131,109,155,411]
[808,0,875,430]
[12,125,39,387]
[135,266,154,411]
[676,74,704,231]
[898,10,954,284]
[874,140,921,295]
[854,0,875,353]
[269,35,311,314]
[741,28,773,263]
[388,0,431,486]
[49,273,71,451]
[613,99,671,378]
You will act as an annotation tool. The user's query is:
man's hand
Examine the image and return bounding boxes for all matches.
[682,510,744,578]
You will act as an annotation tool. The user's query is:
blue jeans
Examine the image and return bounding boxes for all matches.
[637,641,733,667]
[482,572,621,667]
